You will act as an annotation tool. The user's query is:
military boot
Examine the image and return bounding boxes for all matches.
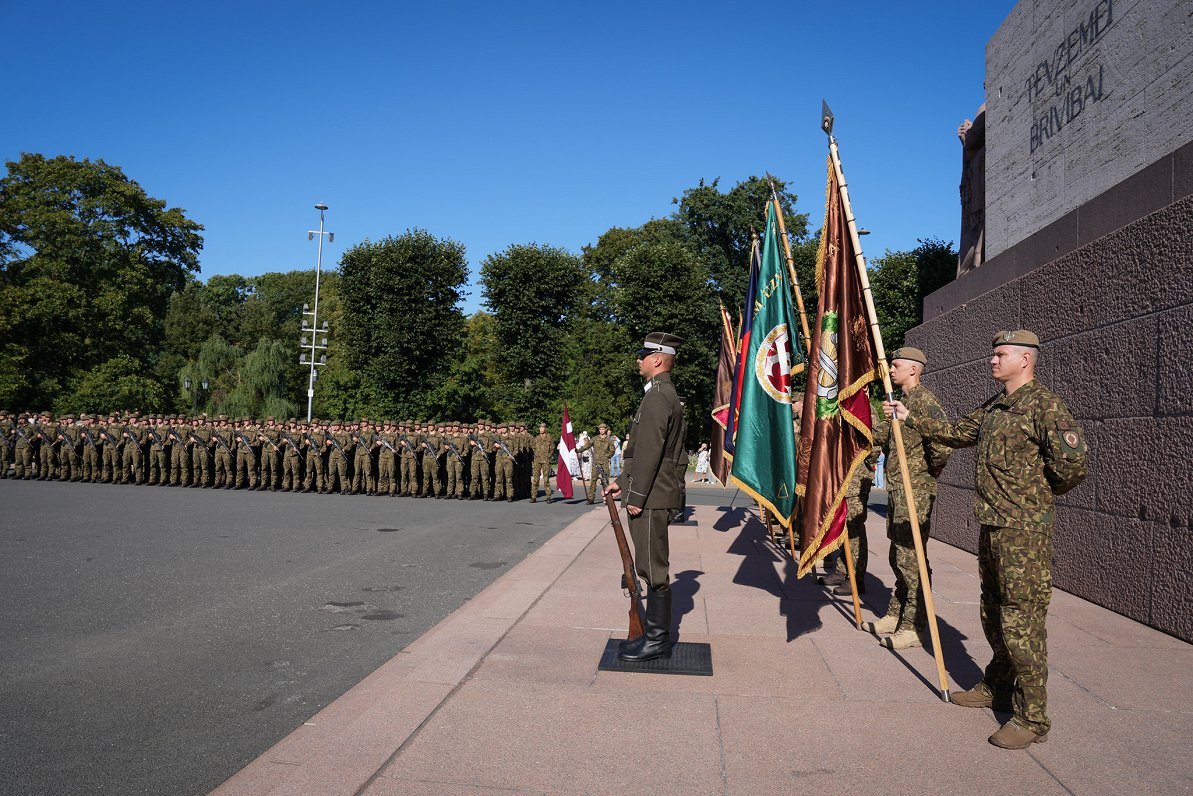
[879,627,925,649]
[989,720,1047,749]
[618,587,672,663]
[950,684,995,709]
[861,614,899,635]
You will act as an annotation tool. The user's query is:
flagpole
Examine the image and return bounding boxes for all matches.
[765,176,813,355]
[822,103,951,702]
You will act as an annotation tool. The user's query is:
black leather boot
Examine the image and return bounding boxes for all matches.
[618,587,672,662]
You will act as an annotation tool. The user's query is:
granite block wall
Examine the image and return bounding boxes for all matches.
[905,191,1193,642]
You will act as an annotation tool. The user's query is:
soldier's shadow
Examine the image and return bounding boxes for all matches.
[670,569,702,643]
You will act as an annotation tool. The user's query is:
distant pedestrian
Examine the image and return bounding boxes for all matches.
[693,443,710,482]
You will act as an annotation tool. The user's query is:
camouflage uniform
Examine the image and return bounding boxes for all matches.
[376,424,397,496]
[398,426,419,496]
[36,416,57,479]
[350,423,376,495]
[211,420,235,488]
[122,419,146,484]
[280,423,304,491]
[325,424,351,494]
[259,419,282,490]
[911,378,1087,735]
[444,427,467,498]
[191,419,213,487]
[57,418,81,481]
[419,428,443,497]
[491,427,515,501]
[80,417,103,482]
[234,420,260,489]
[875,383,952,631]
[168,417,191,486]
[530,429,556,502]
[468,426,491,500]
[577,432,616,503]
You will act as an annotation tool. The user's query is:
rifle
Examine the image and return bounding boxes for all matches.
[597,466,646,641]
[494,437,516,462]
[377,436,397,454]
[325,432,345,456]
[420,436,442,460]
[80,426,100,453]
[445,439,463,462]
[166,426,187,447]
[146,427,162,447]
[234,430,259,464]
[399,434,415,453]
[259,432,281,453]
[210,431,231,453]
[281,431,301,453]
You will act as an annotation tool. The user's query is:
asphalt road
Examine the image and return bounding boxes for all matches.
[0,480,597,795]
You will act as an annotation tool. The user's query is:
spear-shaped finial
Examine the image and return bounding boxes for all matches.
[821,99,834,137]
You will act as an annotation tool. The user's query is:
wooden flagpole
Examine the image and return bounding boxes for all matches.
[821,103,951,702]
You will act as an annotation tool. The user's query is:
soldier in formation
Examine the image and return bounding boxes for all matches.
[0,410,599,507]
[885,330,1087,749]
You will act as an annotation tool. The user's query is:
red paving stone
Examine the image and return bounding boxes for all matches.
[216,494,1193,795]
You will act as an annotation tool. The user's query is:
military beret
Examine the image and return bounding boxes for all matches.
[890,347,927,366]
[637,331,685,357]
[267,416,275,422]
[218,415,227,421]
[598,422,608,429]
[993,330,1040,349]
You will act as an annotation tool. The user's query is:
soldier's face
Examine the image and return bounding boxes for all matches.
[890,359,917,388]
[990,346,1029,383]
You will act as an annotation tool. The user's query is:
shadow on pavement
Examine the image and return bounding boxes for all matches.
[671,569,703,643]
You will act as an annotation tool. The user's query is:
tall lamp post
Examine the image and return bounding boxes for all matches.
[184,377,210,416]
[301,202,333,422]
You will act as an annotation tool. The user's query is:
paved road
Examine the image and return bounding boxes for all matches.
[0,480,595,795]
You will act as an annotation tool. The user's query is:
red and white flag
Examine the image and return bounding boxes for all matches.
[556,403,580,499]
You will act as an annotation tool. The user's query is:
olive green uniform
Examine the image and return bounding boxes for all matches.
[259,425,282,490]
[468,431,491,499]
[234,424,260,489]
[444,434,467,497]
[350,429,376,495]
[420,433,442,497]
[211,426,235,488]
[398,432,419,496]
[376,431,397,495]
[325,429,350,494]
[491,432,515,500]
[148,424,169,485]
[122,423,145,484]
[191,424,213,486]
[910,378,1087,736]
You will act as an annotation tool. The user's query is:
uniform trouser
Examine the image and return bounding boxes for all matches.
[40,445,56,478]
[122,446,142,483]
[171,445,190,485]
[149,448,168,483]
[884,501,934,630]
[304,452,323,491]
[235,451,257,488]
[978,524,1053,735]
[0,446,8,478]
[59,447,79,480]
[493,460,513,499]
[421,457,440,495]
[82,446,101,481]
[214,450,233,486]
[531,459,551,499]
[351,452,372,493]
[469,457,490,498]
[400,456,418,494]
[261,450,280,488]
[377,452,395,494]
[327,453,348,493]
[283,452,302,489]
[103,446,120,482]
[835,481,872,582]
[445,459,464,496]
[16,444,34,478]
[629,507,673,591]
[192,447,210,485]
[585,459,610,500]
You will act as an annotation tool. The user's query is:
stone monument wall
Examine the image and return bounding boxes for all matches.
[905,0,1193,642]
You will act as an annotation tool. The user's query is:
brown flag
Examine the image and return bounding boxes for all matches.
[709,304,735,485]
[795,157,878,577]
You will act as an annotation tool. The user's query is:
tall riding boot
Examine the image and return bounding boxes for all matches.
[618,586,672,662]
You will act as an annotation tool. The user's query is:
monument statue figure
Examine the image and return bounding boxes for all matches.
[957,103,986,276]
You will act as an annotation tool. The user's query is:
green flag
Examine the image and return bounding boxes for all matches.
[730,203,805,527]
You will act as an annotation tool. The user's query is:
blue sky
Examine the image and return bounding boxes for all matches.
[6,1,1013,313]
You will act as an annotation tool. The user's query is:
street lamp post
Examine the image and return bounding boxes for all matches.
[301,203,334,422]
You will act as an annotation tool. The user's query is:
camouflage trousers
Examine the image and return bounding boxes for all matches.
[282,452,302,490]
[59,446,79,481]
[377,452,395,495]
[884,505,934,631]
[978,524,1053,735]
[531,458,551,500]
[192,447,211,486]
[420,457,440,496]
[326,452,349,493]
[445,458,464,497]
[235,451,258,489]
[82,445,101,482]
[469,456,489,499]
[122,445,142,484]
[400,456,418,495]
[584,458,610,501]
[492,459,513,499]
[171,445,190,485]
[148,448,168,484]
[15,443,34,478]
[834,482,872,582]
[351,452,373,494]
[260,449,280,489]
[304,451,323,491]
[213,449,234,487]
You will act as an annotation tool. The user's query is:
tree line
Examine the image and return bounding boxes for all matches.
[0,153,956,441]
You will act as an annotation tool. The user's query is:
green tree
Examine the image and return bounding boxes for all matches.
[480,243,587,422]
[0,154,203,409]
[672,175,807,312]
[337,230,468,418]
[869,237,958,353]
[55,355,168,415]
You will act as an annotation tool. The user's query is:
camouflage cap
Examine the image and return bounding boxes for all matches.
[993,330,1040,349]
[890,346,927,366]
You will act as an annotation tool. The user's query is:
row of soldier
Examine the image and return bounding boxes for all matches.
[0,412,617,503]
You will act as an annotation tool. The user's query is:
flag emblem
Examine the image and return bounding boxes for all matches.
[815,311,840,419]
[754,323,794,404]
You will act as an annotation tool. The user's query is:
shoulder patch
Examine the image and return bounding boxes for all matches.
[1056,419,1085,454]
